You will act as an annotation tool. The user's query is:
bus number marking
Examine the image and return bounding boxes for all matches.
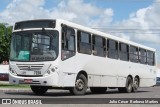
[34,71,41,75]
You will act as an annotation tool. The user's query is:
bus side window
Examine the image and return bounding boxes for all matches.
[147,51,155,66]
[107,39,118,59]
[61,26,75,60]
[119,43,129,61]
[139,48,147,64]
[129,46,138,63]
[92,35,106,57]
[77,31,92,54]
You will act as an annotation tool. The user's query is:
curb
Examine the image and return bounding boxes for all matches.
[0,81,9,84]
[0,81,31,92]
[0,88,31,92]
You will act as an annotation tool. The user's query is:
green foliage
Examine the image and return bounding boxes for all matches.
[0,24,12,63]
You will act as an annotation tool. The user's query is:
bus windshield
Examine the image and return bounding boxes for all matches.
[10,30,59,62]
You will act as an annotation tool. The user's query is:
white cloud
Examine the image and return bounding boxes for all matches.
[0,0,160,46]
[0,0,113,27]
[113,0,160,44]
[49,0,113,26]
[0,0,48,24]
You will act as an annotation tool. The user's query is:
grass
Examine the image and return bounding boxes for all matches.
[0,83,30,89]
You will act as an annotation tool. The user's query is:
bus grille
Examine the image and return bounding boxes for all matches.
[16,64,44,71]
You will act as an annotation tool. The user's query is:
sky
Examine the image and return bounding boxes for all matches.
[0,0,160,62]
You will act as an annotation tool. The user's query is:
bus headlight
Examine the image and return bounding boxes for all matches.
[44,66,58,76]
[47,70,51,74]
[9,66,17,75]
[51,67,57,72]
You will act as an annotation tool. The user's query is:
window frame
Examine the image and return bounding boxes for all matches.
[119,42,129,61]
[92,35,106,57]
[139,48,147,64]
[77,30,92,55]
[129,45,139,63]
[147,50,155,66]
[107,39,119,59]
[61,26,76,60]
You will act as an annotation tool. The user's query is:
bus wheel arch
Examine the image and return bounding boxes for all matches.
[77,71,88,80]
[69,70,88,95]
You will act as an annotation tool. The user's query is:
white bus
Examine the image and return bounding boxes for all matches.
[9,19,156,95]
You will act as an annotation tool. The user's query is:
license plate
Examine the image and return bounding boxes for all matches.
[24,79,32,83]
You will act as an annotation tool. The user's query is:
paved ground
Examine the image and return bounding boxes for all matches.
[0,85,160,107]
[0,86,160,98]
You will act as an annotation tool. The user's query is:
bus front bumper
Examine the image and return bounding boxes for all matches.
[9,72,59,86]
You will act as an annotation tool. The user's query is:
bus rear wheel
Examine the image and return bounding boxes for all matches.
[69,74,87,95]
[118,76,133,93]
[90,87,107,94]
[30,86,48,95]
[132,77,139,92]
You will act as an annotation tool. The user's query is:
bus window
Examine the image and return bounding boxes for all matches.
[77,31,92,55]
[107,39,118,59]
[119,43,129,61]
[129,46,138,63]
[92,35,106,57]
[61,26,75,60]
[147,51,155,65]
[139,48,147,64]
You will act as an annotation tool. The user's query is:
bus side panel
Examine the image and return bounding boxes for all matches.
[60,53,156,87]
[75,54,118,87]
[140,78,156,87]
[92,75,101,86]
[60,56,77,87]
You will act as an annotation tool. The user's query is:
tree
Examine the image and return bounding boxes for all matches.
[0,23,12,63]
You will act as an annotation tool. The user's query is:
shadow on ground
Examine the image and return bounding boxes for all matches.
[4,89,151,97]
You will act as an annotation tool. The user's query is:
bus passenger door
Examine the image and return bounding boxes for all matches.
[61,26,77,86]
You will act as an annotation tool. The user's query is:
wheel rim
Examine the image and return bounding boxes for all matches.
[75,79,84,91]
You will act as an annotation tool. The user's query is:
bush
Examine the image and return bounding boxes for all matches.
[0,24,12,63]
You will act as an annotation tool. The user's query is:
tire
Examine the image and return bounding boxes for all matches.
[132,77,139,92]
[30,86,48,95]
[118,76,133,93]
[69,74,88,95]
[90,87,107,94]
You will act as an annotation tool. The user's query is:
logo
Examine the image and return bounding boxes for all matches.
[2,99,11,104]
[27,66,32,70]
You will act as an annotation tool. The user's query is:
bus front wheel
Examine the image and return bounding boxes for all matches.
[30,86,48,95]
[69,74,87,95]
